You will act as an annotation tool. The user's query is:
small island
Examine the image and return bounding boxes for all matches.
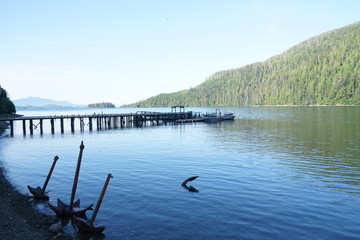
[87,102,115,108]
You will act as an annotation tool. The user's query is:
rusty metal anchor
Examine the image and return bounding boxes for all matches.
[73,173,113,234]
[48,141,93,216]
[28,155,59,200]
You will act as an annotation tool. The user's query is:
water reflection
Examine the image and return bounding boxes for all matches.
[202,107,360,194]
[1,107,359,240]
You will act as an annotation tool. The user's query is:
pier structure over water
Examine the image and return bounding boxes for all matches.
[0,110,193,136]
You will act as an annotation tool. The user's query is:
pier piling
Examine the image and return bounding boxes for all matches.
[71,118,75,133]
[22,120,26,135]
[40,119,43,134]
[60,118,64,133]
[50,119,55,134]
[89,117,93,131]
[10,120,13,136]
[29,119,33,135]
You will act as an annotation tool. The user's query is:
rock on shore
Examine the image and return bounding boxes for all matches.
[0,166,71,240]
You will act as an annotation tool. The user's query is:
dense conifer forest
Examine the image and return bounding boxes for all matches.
[0,86,16,114]
[128,21,360,107]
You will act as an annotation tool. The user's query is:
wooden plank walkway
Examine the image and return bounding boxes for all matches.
[0,110,193,136]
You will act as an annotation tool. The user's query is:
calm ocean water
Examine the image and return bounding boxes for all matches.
[0,106,359,240]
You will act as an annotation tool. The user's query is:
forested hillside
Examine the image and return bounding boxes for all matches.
[129,21,360,107]
[0,86,16,114]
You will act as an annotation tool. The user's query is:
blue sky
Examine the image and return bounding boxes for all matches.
[1,0,359,106]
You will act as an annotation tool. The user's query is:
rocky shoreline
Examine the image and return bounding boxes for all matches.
[0,166,72,240]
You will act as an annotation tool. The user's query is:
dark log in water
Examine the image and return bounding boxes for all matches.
[181,176,199,192]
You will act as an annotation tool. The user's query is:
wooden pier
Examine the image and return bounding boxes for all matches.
[0,110,193,136]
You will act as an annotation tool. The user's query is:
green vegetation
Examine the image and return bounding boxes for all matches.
[0,86,16,114]
[88,102,115,108]
[128,21,360,107]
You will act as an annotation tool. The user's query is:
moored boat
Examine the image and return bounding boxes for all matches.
[223,113,235,120]
[203,109,236,123]
[203,115,223,123]
[176,109,235,123]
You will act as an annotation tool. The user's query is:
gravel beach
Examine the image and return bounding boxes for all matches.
[0,166,72,240]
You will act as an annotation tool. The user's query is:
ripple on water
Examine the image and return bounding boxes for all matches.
[0,107,359,240]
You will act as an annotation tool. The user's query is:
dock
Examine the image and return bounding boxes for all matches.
[0,108,193,136]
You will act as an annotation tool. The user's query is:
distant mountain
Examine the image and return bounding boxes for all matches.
[13,97,84,108]
[127,21,360,107]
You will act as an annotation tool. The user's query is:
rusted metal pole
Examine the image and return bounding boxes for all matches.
[69,141,85,210]
[89,173,112,225]
[41,156,59,194]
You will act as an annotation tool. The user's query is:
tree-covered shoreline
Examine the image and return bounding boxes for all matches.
[127,21,360,107]
[0,86,16,115]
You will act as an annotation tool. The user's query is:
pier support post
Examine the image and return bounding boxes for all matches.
[71,118,75,133]
[22,120,26,135]
[133,116,137,127]
[97,117,101,130]
[50,119,55,134]
[10,120,13,136]
[29,119,33,135]
[60,118,64,133]
[115,117,118,128]
[40,119,43,134]
[80,118,85,132]
[107,117,111,129]
[156,116,160,125]
[120,116,124,128]
[89,117,93,131]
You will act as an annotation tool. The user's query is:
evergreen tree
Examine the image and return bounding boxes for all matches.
[0,86,16,114]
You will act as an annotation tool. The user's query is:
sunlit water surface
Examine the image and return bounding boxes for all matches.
[0,107,359,240]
